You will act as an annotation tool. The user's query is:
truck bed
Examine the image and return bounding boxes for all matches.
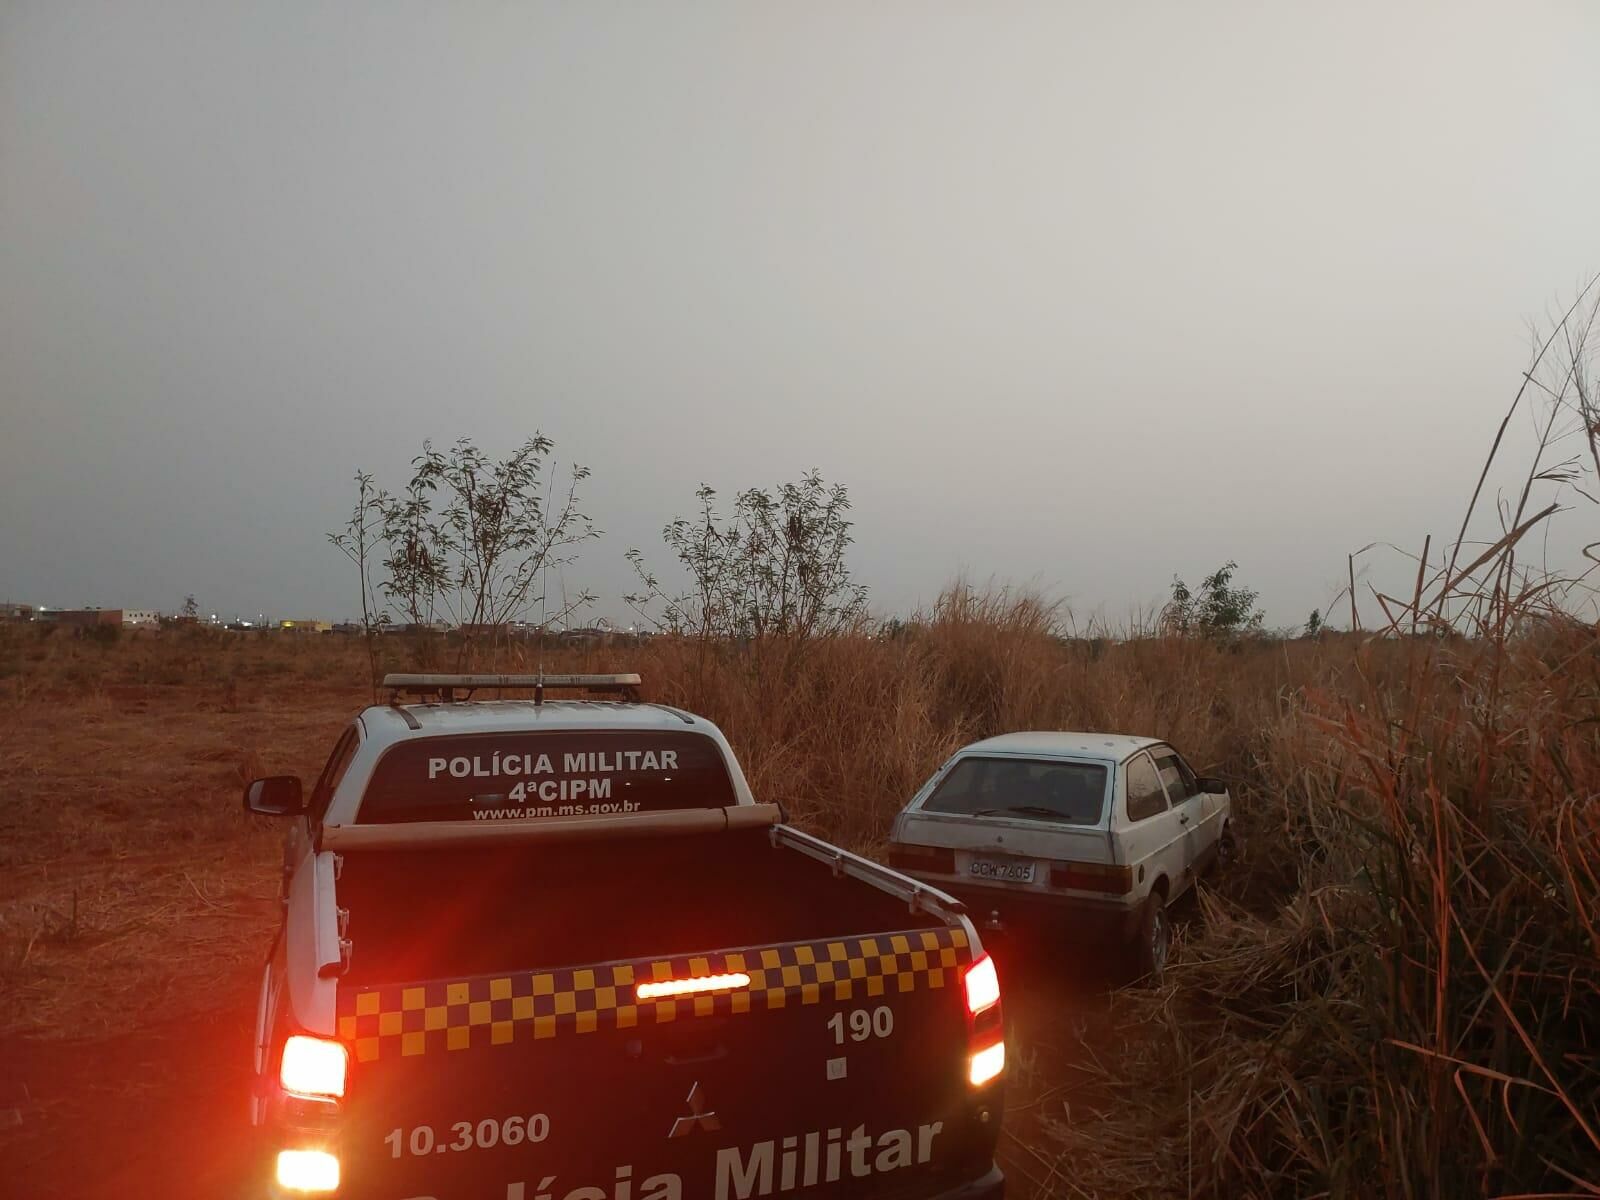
[334,828,929,987]
[322,829,1001,1200]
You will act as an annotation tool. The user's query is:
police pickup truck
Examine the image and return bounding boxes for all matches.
[246,675,1005,1200]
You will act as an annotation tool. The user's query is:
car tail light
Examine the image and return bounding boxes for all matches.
[888,843,956,873]
[276,1149,340,1193]
[280,1035,348,1099]
[963,952,1001,1016]
[968,1039,1006,1087]
[1049,860,1133,894]
[961,951,1004,1088]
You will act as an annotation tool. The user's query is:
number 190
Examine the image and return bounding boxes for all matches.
[827,1006,893,1043]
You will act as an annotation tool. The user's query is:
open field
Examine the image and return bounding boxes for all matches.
[1,606,1597,1198]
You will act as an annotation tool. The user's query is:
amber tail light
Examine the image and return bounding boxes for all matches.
[276,1149,340,1193]
[1049,861,1133,894]
[889,844,957,873]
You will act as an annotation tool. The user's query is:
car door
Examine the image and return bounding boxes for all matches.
[281,724,360,902]
[1119,751,1182,900]
[255,725,359,1097]
[1172,747,1225,864]
[1149,746,1205,891]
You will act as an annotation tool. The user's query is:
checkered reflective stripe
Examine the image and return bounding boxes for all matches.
[337,926,971,1062]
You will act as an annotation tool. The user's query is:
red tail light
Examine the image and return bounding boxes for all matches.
[889,843,956,874]
[961,951,1005,1088]
[963,952,1001,1016]
[1049,861,1133,894]
[280,1035,348,1099]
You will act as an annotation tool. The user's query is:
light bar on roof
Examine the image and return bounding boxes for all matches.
[383,673,641,690]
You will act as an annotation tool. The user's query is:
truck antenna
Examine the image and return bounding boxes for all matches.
[535,548,549,705]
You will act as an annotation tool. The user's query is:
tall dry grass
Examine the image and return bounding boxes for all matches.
[1028,617,1600,1198]
[1028,288,1600,1197]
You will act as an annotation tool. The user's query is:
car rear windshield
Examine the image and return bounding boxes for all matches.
[357,731,737,824]
[922,756,1108,826]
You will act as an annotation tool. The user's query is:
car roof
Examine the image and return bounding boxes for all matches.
[360,699,701,742]
[954,730,1166,762]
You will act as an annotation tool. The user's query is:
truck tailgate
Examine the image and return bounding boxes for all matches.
[334,927,995,1200]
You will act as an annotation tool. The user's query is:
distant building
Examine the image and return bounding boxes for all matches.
[457,622,547,640]
[405,621,450,635]
[279,619,332,633]
[122,610,160,627]
[556,626,614,647]
[38,608,122,627]
[0,603,33,622]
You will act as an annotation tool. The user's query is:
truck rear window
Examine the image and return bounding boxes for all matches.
[357,731,737,823]
[922,756,1107,826]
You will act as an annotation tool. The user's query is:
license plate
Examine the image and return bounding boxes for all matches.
[968,857,1035,883]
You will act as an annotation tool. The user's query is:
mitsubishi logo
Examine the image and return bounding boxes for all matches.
[667,1081,721,1138]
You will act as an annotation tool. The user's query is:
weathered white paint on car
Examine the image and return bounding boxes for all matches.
[889,730,1232,949]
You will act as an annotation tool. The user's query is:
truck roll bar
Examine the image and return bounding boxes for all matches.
[321,803,781,851]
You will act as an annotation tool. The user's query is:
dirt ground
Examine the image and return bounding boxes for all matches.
[2,999,261,1197]
[0,665,354,1198]
[0,649,1128,1198]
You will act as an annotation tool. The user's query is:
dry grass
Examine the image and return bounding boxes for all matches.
[0,629,370,1036]
[1,593,1595,1198]
[1035,618,1600,1199]
[0,611,1303,1044]
[1012,284,1600,1197]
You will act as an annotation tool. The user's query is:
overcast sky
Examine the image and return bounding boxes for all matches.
[3,2,1598,628]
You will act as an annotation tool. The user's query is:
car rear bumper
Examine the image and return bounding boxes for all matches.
[252,1152,998,1196]
[909,876,1141,942]
[253,1151,1005,1200]
[927,1165,1005,1199]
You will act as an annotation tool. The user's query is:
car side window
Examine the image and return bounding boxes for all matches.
[1172,751,1200,799]
[1150,749,1194,804]
[1126,753,1169,822]
[308,726,359,824]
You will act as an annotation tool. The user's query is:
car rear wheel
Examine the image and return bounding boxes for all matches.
[1216,823,1238,871]
[1129,892,1170,982]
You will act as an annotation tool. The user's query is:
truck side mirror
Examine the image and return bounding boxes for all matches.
[1196,776,1228,795]
[245,775,304,815]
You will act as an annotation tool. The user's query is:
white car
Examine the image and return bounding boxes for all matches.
[887,732,1233,979]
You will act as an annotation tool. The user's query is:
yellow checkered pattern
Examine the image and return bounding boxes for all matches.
[337,926,970,1062]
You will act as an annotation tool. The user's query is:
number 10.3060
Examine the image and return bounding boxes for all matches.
[384,1113,550,1158]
